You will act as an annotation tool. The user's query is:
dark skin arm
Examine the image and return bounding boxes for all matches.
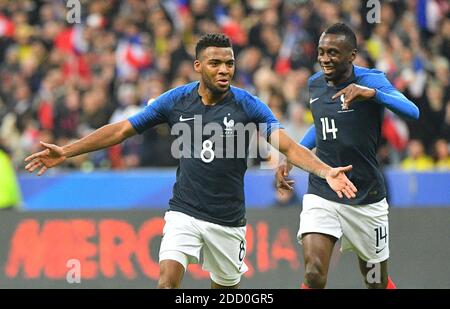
[269,128,357,199]
[25,120,137,175]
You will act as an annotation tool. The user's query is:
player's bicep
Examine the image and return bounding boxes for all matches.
[123,119,138,138]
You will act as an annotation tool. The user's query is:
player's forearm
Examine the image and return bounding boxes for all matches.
[374,89,419,120]
[62,120,135,158]
[285,143,331,179]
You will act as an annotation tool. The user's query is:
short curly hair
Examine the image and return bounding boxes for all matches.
[324,23,357,50]
[195,33,232,59]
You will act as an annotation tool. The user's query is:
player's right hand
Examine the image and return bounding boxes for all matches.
[275,160,295,192]
[325,165,358,199]
[24,141,66,176]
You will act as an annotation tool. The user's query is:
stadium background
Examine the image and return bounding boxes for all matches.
[0,0,449,288]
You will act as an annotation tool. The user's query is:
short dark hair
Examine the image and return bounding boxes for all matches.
[195,33,232,59]
[324,23,357,50]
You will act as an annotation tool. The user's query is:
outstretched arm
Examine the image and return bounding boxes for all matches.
[276,124,317,189]
[25,120,136,175]
[269,128,357,199]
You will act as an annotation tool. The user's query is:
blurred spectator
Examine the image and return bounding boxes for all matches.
[283,103,311,143]
[433,138,450,170]
[0,141,22,210]
[401,139,434,171]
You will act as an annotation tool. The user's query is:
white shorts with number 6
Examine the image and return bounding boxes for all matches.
[298,194,390,263]
[159,211,248,286]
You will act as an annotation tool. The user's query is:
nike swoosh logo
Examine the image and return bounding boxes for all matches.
[179,115,195,122]
[309,97,319,104]
[376,247,386,254]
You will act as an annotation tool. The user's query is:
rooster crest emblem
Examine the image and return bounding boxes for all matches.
[223,116,234,135]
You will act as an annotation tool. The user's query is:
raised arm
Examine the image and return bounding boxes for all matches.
[25,120,136,175]
[25,84,181,175]
[371,85,419,119]
[332,72,419,120]
[269,128,357,199]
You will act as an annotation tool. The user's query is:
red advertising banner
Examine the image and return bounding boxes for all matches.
[0,209,304,288]
[1,208,449,288]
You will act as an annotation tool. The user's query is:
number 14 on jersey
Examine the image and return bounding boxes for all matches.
[320,117,338,140]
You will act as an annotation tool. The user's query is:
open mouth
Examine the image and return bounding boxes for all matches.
[217,79,230,87]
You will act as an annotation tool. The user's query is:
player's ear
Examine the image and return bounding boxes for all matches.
[349,49,357,63]
[194,59,201,73]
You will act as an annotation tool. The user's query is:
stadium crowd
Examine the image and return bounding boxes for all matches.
[0,0,449,171]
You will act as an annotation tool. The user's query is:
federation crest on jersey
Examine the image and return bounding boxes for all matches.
[338,94,354,113]
[223,115,235,136]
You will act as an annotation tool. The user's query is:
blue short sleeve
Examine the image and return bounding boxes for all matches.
[233,88,282,139]
[128,88,176,133]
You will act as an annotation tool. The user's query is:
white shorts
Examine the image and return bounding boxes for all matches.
[159,211,248,286]
[298,194,390,263]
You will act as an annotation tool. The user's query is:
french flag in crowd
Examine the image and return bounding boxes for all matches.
[416,0,447,33]
[160,0,189,32]
[0,14,15,38]
[382,110,409,151]
[54,25,88,55]
[214,4,247,46]
[175,0,189,15]
[115,35,152,79]
[54,26,91,80]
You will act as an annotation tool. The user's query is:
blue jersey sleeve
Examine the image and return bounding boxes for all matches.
[127,88,176,134]
[360,73,420,120]
[300,125,316,149]
[243,94,282,139]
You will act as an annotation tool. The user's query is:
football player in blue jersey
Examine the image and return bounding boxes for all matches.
[276,23,419,289]
[25,33,357,289]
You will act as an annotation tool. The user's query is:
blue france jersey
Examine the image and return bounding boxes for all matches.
[128,82,281,226]
[307,66,414,205]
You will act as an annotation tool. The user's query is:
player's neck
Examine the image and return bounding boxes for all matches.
[198,84,228,106]
[327,65,354,87]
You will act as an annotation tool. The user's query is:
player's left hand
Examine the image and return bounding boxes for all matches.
[275,160,295,192]
[325,165,358,199]
[332,83,376,110]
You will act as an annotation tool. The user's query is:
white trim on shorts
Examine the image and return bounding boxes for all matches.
[159,250,189,270]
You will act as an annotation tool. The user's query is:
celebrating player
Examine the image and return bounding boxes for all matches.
[276,23,419,289]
